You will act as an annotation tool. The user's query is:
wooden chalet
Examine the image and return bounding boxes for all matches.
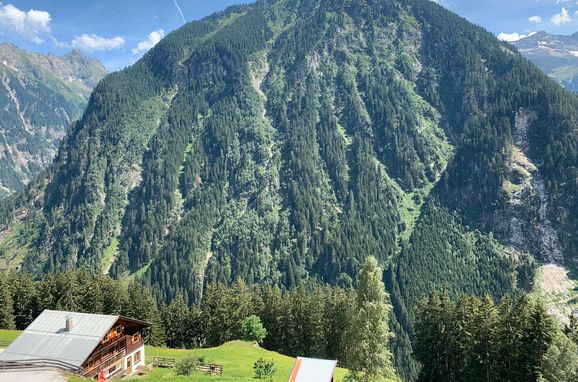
[0,310,150,380]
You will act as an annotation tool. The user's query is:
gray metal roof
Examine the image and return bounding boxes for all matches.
[288,357,337,382]
[0,310,120,368]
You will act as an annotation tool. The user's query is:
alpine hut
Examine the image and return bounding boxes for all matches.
[0,310,149,379]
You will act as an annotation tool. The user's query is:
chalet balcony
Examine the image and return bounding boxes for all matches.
[82,334,143,377]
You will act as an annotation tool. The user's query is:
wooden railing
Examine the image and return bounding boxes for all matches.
[81,334,143,377]
[197,364,224,376]
[153,357,175,368]
[82,349,126,377]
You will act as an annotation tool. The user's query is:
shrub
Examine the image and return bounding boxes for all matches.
[254,357,276,381]
[174,355,201,376]
[241,315,267,343]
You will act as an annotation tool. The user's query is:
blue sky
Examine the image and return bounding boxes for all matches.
[1,0,578,71]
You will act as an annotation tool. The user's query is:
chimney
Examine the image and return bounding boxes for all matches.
[65,314,74,331]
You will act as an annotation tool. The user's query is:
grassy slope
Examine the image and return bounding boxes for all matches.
[0,333,359,382]
[139,341,350,382]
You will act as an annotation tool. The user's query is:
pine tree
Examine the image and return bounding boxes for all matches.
[0,273,15,329]
[230,279,253,340]
[414,289,454,382]
[8,273,38,329]
[162,295,190,349]
[347,256,395,380]
[146,306,166,347]
[470,295,498,382]
[77,270,104,313]
[202,283,235,346]
[523,300,555,380]
[55,272,81,311]
[100,276,128,315]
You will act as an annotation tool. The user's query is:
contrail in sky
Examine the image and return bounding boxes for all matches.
[173,0,186,25]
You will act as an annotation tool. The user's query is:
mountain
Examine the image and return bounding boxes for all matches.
[0,43,107,195]
[1,0,578,379]
[513,31,578,92]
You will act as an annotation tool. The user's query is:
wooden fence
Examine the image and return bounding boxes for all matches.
[151,357,223,376]
[153,356,175,368]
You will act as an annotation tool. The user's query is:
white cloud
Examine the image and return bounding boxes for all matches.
[132,29,165,54]
[529,16,542,24]
[71,34,125,52]
[551,8,571,26]
[0,4,51,44]
[498,31,537,42]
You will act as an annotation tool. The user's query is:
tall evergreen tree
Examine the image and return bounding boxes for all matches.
[8,273,38,330]
[161,294,190,349]
[0,273,15,329]
[347,256,395,380]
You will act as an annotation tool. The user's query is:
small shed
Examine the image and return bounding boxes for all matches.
[288,357,337,382]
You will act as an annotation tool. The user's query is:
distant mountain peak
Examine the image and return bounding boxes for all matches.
[513,30,578,92]
[0,42,107,194]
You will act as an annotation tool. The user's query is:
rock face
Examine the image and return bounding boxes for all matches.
[0,43,107,195]
[500,109,564,264]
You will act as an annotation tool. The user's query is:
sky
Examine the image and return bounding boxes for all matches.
[1,0,578,71]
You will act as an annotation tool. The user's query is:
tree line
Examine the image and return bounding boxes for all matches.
[414,290,578,382]
[0,257,395,381]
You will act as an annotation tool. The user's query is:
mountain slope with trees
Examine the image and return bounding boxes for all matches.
[1,0,578,380]
[0,43,107,195]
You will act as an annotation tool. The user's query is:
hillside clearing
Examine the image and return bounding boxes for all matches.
[0,334,354,382]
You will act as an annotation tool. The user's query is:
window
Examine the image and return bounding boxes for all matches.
[132,332,141,344]
[133,350,141,364]
[108,365,117,375]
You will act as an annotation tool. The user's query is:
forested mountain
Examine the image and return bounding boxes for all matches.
[0,43,107,195]
[1,0,578,380]
[513,31,578,92]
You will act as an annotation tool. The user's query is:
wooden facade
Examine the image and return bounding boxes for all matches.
[82,317,148,379]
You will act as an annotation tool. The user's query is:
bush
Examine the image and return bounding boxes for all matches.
[254,357,276,380]
[241,315,267,343]
[174,355,202,376]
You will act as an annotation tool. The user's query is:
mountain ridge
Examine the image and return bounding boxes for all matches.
[513,30,578,91]
[0,43,107,195]
[1,0,578,379]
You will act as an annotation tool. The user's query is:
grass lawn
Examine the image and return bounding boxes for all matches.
[0,329,21,343]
